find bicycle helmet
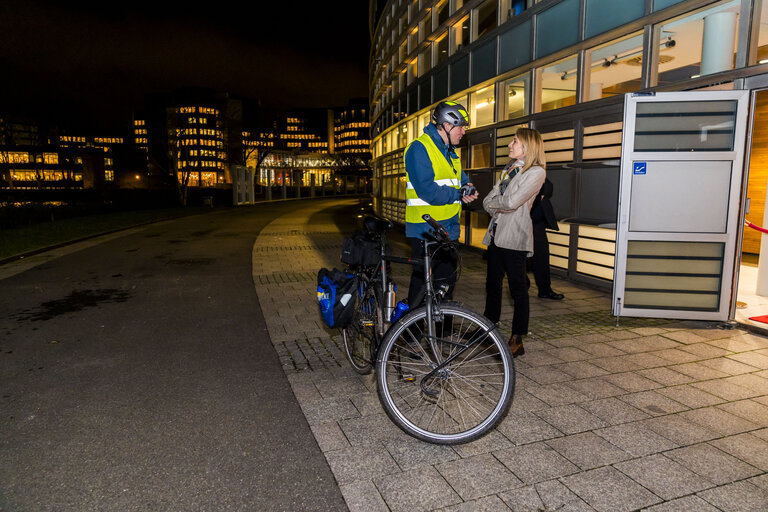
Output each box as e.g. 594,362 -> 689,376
431,101 -> 470,128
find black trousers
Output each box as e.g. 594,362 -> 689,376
407,238 -> 458,307
483,239 -> 529,336
531,221 -> 552,294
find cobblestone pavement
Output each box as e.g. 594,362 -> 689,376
253,198 -> 768,512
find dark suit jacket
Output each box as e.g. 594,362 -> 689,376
530,178 -> 558,230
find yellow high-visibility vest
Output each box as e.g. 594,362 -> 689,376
404,133 -> 461,223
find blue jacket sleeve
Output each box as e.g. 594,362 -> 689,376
405,142 -> 461,205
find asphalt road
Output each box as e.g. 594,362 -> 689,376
0,202 -> 350,511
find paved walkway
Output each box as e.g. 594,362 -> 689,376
254,198 -> 768,512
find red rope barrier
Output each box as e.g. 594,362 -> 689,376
746,219 -> 768,235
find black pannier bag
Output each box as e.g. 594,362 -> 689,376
317,268 -> 358,329
340,231 -> 379,267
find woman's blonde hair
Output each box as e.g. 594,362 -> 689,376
515,128 -> 546,173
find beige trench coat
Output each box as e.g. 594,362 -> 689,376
482,165 -> 546,256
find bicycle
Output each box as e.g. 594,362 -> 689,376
341,214 -> 515,444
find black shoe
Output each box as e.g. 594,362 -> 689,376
538,290 -> 564,300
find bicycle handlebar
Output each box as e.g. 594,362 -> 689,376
422,214 -> 451,242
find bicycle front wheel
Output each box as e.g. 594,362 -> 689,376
376,304 -> 514,444
342,281 -> 379,374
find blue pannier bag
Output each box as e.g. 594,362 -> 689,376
317,268 -> 358,328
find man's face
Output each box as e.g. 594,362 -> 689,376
443,122 -> 466,146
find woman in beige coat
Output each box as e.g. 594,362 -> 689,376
482,128 -> 546,357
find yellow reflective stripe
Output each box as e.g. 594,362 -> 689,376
406,178 -> 458,189
406,198 -> 460,206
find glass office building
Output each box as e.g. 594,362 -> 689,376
369,0 -> 768,326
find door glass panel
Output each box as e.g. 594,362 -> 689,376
634,100 -> 737,151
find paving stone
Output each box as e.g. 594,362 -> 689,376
641,414 -> 719,446
709,432 -> 768,471
578,342 -> 626,358
678,342 -> 731,359
656,384 -> 724,408
300,396 -> 360,426
604,372 -> 662,393
496,411 -> 563,445
508,389 -> 549,413
520,365 -> 574,385
642,495 -> 721,512
310,421 -> 351,452
670,362 -> 731,381
554,361 -> 609,379
698,356 -> 762,375
591,355 -> 644,373
525,382 -> 589,407
697,480 -> 768,511
435,494 -> 512,512
494,441 -> 580,484
659,330 -> 711,345
594,421 -> 677,457
546,432 -> 631,470
691,378 -> 760,401
561,466 -> 661,512
325,445 -> 400,486
436,453 -> 522,500
678,406 -> 758,436
374,466 -> 462,512
619,390 -> 688,416
637,367 -> 696,386
383,435 -> 459,471
748,473 -> 768,491
533,404 -> 608,435
339,479 -> 389,512
349,392 -> 385,417
565,377 -> 626,400
499,480 -> 592,512
338,412 -> 410,447
452,429 -> 515,457
728,352 -> 768,370
582,397 -> 650,425
724,373 -> 768,395
717,399 -> 768,427
652,348 -> 703,364
666,443 -> 762,485
614,453 -> 713,500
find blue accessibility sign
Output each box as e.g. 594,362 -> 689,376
633,162 -> 647,175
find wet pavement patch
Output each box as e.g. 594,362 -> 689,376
15,288 -> 131,322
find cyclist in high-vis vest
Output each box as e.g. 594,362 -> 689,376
404,101 -> 479,307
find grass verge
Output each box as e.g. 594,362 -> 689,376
0,207 -> 210,262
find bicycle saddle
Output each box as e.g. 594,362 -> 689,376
364,216 -> 392,234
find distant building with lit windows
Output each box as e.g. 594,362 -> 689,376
0,117 -> 125,188
333,97 -> 372,157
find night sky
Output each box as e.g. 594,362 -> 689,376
0,1 -> 371,132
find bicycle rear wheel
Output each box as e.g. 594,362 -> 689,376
342,280 -> 379,374
376,304 -> 514,444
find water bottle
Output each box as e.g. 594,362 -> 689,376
384,282 -> 396,321
391,300 -> 409,323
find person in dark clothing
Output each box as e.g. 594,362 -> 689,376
530,179 -> 564,300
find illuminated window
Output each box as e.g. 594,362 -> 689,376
503,74 -> 529,119
538,54 -> 578,113
451,15 -> 469,54
585,32 -> 643,101
470,85 -> 495,127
